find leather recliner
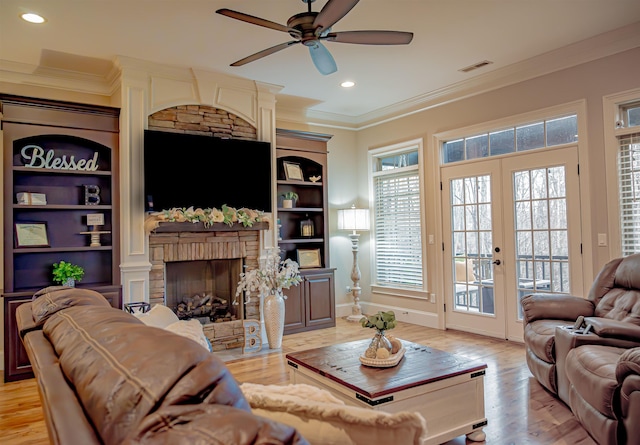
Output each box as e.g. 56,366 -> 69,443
522,253 -> 640,445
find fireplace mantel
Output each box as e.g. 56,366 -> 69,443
152,221 -> 269,233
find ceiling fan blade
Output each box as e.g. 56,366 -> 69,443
216,8 -> 301,38
313,0 -> 360,32
230,41 -> 300,67
325,30 -> 414,45
308,41 -> 337,75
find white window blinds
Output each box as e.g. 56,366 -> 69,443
618,133 -> 640,256
373,169 -> 423,287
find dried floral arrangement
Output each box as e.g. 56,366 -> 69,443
236,248 -> 302,303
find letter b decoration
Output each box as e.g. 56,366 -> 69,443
84,185 -> 101,205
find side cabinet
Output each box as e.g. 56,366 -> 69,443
3,286 -> 122,382
284,269 -> 335,335
3,295 -> 33,382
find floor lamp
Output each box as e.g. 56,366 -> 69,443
337,205 -> 370,322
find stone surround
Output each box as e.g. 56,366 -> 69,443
148,225 -> 263,351
148,105 -> 257,140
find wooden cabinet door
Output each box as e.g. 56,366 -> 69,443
305,272 -> 335,329
3,296 -> 34,382
283,283 -> 305,333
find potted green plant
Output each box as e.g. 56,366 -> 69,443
52,260 -> 84,287
281,191 -> 299,209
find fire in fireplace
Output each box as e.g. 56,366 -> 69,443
165,259 -> 243,323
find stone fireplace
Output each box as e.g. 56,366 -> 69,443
165,259 -> 242,322
148,223 -> 266,351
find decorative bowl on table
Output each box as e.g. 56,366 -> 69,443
359,346 -> 406,368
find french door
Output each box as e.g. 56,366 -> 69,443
441,147 -> 583,340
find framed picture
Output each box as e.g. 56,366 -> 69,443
297,248 -> 321,268
283,161 -> 304,181
15,222 -> 50,248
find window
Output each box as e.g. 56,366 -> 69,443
442,114 -> 578,163
618,133 -> 640,256
621,103 -> 640,128
371,143 -> 423,289
604,91 -> 640,258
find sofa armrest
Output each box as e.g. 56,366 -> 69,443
23,331 -> 102,445
616,347 -> 640,384
521,293 -> 594,324
586,318 -> 640,343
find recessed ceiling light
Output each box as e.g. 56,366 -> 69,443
341,81 -> 355,88
21,13 -> 46,24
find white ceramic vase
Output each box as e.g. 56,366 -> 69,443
63,278 -> 75,287
263,291 -> 285,349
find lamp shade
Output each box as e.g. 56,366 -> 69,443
337,206 -> 370,231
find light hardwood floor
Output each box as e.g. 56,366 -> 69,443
0,318 -> 595,445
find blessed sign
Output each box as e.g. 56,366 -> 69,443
21,145 -> 99,171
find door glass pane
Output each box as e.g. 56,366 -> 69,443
513,165 -> 570,318
451,175 -> 494,315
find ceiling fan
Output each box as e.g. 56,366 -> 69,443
216,0 -> 413,75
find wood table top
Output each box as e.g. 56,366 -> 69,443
286,339 -> 487,399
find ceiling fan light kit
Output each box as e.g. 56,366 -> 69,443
216,0 -> 413,75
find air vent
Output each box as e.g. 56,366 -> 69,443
458,60 -> 493,73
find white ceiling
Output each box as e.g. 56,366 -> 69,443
1,0 -> 640,125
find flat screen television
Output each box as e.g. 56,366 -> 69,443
144,130 -> 272,212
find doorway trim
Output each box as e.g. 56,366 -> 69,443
431,100 -> 593,335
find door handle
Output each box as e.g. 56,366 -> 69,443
492,259 -> 501,265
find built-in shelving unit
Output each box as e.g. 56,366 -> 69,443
276,129 -> 336,335
1,95 -> 122,382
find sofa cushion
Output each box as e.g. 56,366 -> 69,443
43,305 -> 250,445
595,288 -> 640,325
31,286 -> 110,327
134,304 -> 179,328
524,320 -> 573,363
241,382 -> 428,445
164,319 -> 211,351
591,254 -> 640,325
565,345 -> 625,418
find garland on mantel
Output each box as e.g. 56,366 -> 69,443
144,205 -> 270,233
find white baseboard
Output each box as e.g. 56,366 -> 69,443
337,302 -> 440,329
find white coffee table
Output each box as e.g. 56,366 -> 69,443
286,339 -> 487,445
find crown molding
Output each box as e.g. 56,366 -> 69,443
300,21 -> 640,130
0,59 -> 114,96
2,21 -> 639,131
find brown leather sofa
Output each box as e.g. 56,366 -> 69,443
15,286 -> 308,445
522,253 -> 640,445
